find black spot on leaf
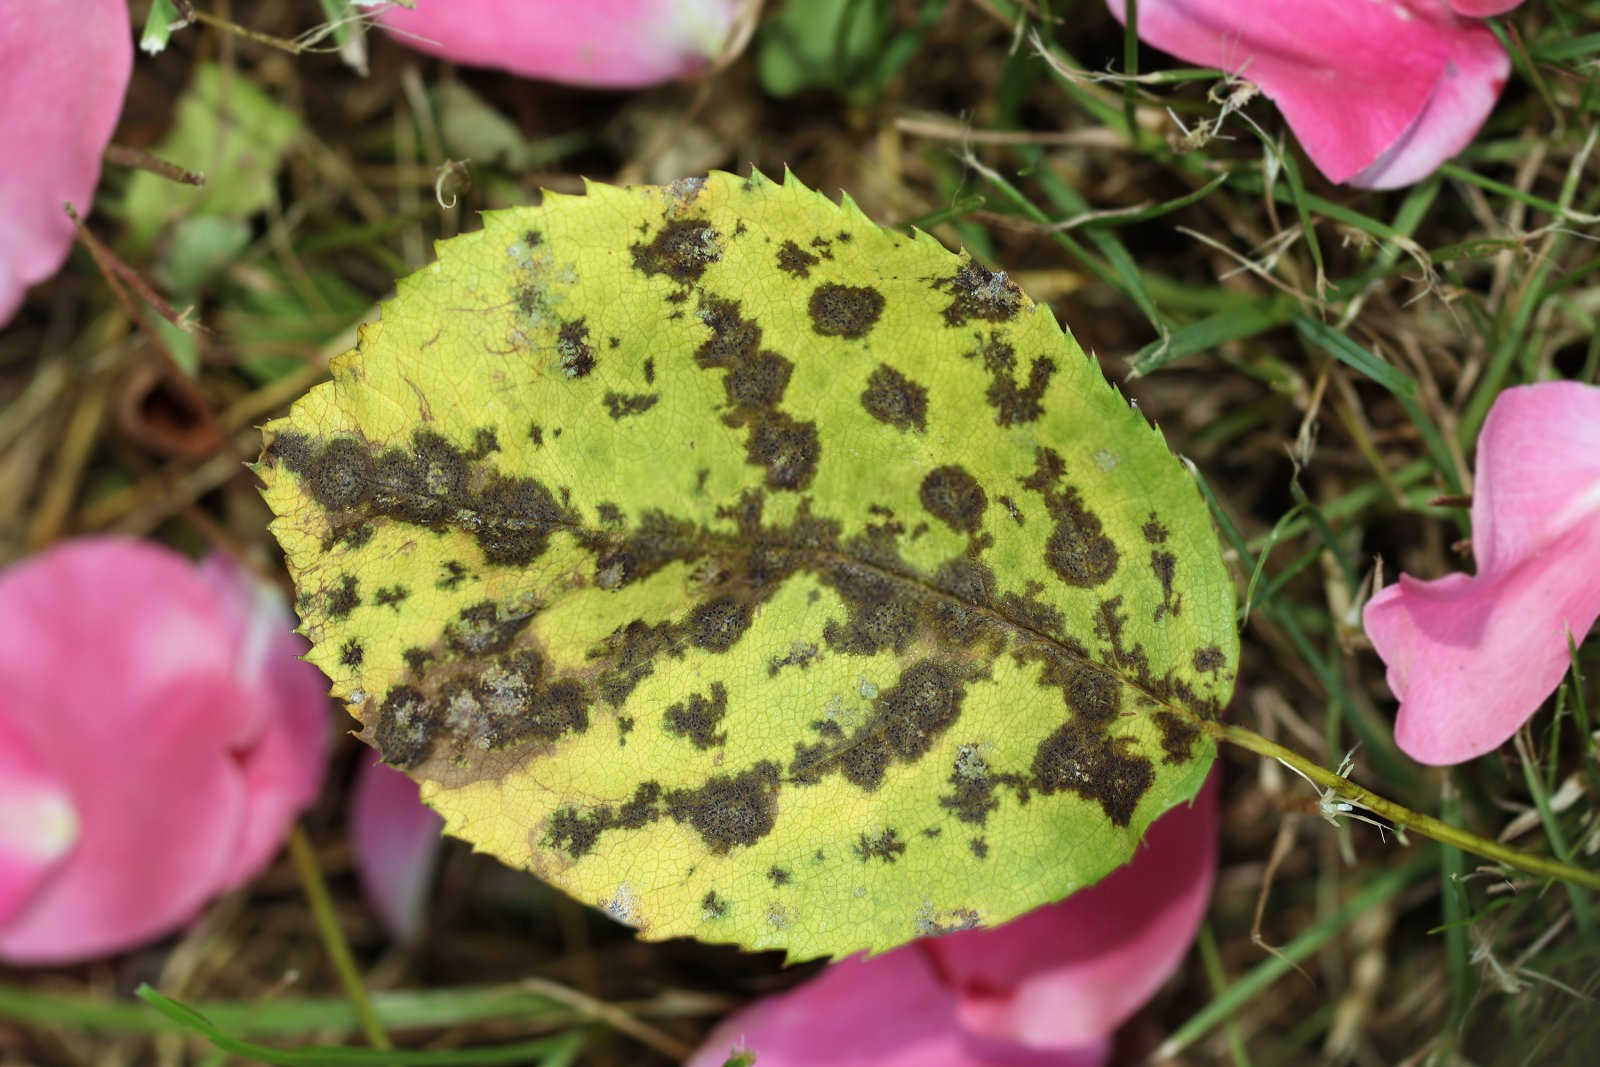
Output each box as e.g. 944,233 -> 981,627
920,465 -> 988,534
854,828 -> 906,863
557,319 -> 596,378
965,334 -> 1056,426
664,762 -> 781,854
935,263 -> 1023,325
602,391 -> 659,419
809,283 -> 885,339
776,240 -> 820,277
1022,447 -> 1119,587
631,219 -> 721,283
1031,723 -> 1153,827
860,364 -> 928,432
664,682 -> 729,749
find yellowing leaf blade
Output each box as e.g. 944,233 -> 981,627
259,170 -> 1236,960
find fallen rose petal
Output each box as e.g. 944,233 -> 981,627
928,775 -> 1219,1047
0,0 -> 133,324
352,758 -> 444,944
195,555 -> 330,886
1449,0 -> 1522,15
0,538 -> 328,963
1105,0 -> 1512,188
378,0 -> 740,89
1364,382 -> 1600,764
687,778 -> 1217,1066
0,715 -> 78,927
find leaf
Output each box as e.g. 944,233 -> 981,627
258,171 -> 1237,960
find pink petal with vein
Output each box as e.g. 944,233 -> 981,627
1105,0 -> 1509,187
0,538 -> 327,963
1365,382 -> 1600,764
379,0 -> 739,88
0,0 -> 132,324
352,758 -> 443,944
687,778 -> 1217,1066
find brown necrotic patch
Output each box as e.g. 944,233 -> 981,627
776,240 -> 820,278
631,218 -> 721,283
693,294 -> 820,491
854,828 -> 906,863
1021,447 -> 1119,588
935,263 -> 1023,326
939,745 -> 999,826
446,599 -> 536,655
1193,645 -> 1225,673
792,659 -> 972,793
326,574 -> 360,618
664,762 -> 781,854
920,465 -> 987,534
602,391 -> 659,419
664,682 -> 728,749
743,414 -> 820,491
808,283 -> 885,339
1151,549 -> 1181,621
340,638 -> 364,667
965,333 -> 1056,426
268,428 -> 579,569
1153,711 -> 1200,764
557,319 -> 596,378
860,364 -> 928,432
545,781 -> 663,860
1031,721 -> 1153,827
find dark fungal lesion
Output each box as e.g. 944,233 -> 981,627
692,293 -> 821,492
934,262 -> 1024,326
808,283 -> 885,339
663,682 -> 728,749
1020,446 -> 1119,588
264,427 -> 579,569
789,659 -> 974,792
776,239 -> 820,278
860,363 -> 928,432
602,391 -> 659,419
545,781 -> 663,859
1151,548 -> 1181,620
557,318 -> 596,378
630,218 -> 722,283
663,762 -> 781,854
326,574 -> 360,618
340,638 -> 365,667
919,465 -> 988,534
964,332 -> 1056,427
854,828 -> 907,863
1031,719 -> 1154,827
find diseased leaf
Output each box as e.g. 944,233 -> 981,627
258,171 -> 1237,960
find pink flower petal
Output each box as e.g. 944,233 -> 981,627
351,758 -> 443,944
1105,0 -> 1508,186
0,714 -> 78,927
687,946 -> 1109,1067
0,0 -> 132,324
925,775 -> 1219,1047
195,555 -> 329,887
1348,18 -> 1509,189
379,0 -> 740,89
687,778 -> 1218,1066
1449,1 -> 1522,15
0,538 -> 327,963
1365,383 -> 1600,765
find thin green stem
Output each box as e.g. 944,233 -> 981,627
287,824 -> 391,1050
1207,723 -> 1600,891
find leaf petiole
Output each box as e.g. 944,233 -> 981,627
1207,721 -> 1600,892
